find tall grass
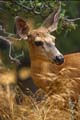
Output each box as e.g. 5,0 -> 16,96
0,84 -> 80,120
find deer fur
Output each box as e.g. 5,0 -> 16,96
14,6 -> 80,98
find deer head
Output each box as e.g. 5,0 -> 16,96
14,4 -> 64,65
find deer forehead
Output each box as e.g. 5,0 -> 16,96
35,34 -> 55,43
30,29 -> 56,43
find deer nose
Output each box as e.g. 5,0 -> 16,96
54,55 -> 64,65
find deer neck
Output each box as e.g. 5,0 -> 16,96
30,59 -> 60,91
28,43 -> 63,91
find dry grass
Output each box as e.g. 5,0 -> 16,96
0,84 -> 80,120
0,67 -> 80,120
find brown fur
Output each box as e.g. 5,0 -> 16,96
14,7 -> 80,118
15,11 -> 80,99
31,52 -> 80,93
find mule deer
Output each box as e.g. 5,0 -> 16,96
14,7 -> 80,98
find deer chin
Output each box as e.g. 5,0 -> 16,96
55,61 -> 64,65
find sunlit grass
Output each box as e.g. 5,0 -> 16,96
0,67 -> 80,120
0,84 -> 80,120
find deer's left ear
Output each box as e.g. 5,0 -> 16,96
14,16 -> 29,40
42,3 -> 61,33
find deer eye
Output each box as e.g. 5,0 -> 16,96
34,41 -> 43,46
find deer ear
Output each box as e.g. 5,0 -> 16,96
14,16 -> 29,40
42,3 -> 61,33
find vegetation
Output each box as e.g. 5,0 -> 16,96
0,0 -> 80,120
0,1 -> 80,64
0,86 -> 80,120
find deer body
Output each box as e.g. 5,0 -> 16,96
31,52 -> 80,93
14,5 -> 80,96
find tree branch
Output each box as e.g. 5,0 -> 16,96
64,17 -> 80,22
0,36 -> 23,64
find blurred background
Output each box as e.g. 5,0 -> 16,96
0,0 -> 80,93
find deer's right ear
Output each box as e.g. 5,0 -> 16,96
14,16 -> 29,40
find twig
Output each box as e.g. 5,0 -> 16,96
12,1 -> 34,11
0,0 -> 7,3
8,40 -> 20,64
64,17 -> 80,22
0,36 -> 23,64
